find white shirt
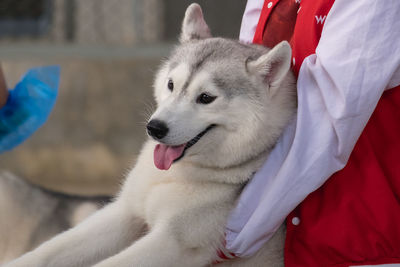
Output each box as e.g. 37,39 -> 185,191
226,0 -> 400,257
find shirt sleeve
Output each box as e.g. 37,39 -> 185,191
226,0 -> 400,257
239,0 -> 264,44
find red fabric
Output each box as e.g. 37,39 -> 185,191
285,88 -> 400,267
254,0 -> 334,75
289,0 -> 334,76
254,0 -> 400,266
261,0 -> 299,48
253,0 -> 280,45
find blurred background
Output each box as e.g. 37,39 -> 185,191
0,0 -> 246,196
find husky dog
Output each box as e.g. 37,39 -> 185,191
0,171 -> 109,264
6,3 -> 296,267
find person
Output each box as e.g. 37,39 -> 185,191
0,64 -> 60,153
0,67 -> 8,108
221,0 -> 400,266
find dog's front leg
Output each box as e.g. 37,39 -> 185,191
5,201 -> 145,267
93,226 -> 211,267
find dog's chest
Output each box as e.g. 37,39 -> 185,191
143,181 -> 202,226
137,179 -> 236,229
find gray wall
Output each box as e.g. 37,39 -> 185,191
0,45 -> 172,195
164,0 -> 247,41
1,0 -> 247,45
0,0 -> 248,196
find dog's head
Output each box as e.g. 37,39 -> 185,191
147,4 -> 296,170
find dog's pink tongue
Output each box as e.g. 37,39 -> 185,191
154,144 -> 186,170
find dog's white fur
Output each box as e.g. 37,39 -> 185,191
6,4 -> 296,267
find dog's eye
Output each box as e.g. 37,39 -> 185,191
196,93 -> 217,104
167,79 -> 174,92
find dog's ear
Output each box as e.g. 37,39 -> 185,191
246,41 -> 292,89
180,3 -> 212,43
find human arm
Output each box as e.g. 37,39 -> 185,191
226,0 -> 400,257
0,65 -> 8,108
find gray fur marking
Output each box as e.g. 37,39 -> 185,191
168,38 -> 270,98
180,49 -> 215,94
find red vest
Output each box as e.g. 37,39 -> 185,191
254,0 -> 400,266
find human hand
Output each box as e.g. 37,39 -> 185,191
0,65 -> 8,108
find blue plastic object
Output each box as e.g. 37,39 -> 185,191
0,66 -> 60,153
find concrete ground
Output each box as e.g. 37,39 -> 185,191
0,44 -> 173,196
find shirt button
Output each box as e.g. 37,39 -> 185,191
267,2 -> 273,8
292,57 -> 296,66
292,217 -> 300,226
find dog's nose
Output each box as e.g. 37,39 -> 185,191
147,120 -> 169,139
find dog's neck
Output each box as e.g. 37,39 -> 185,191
169,149 -> 270,185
